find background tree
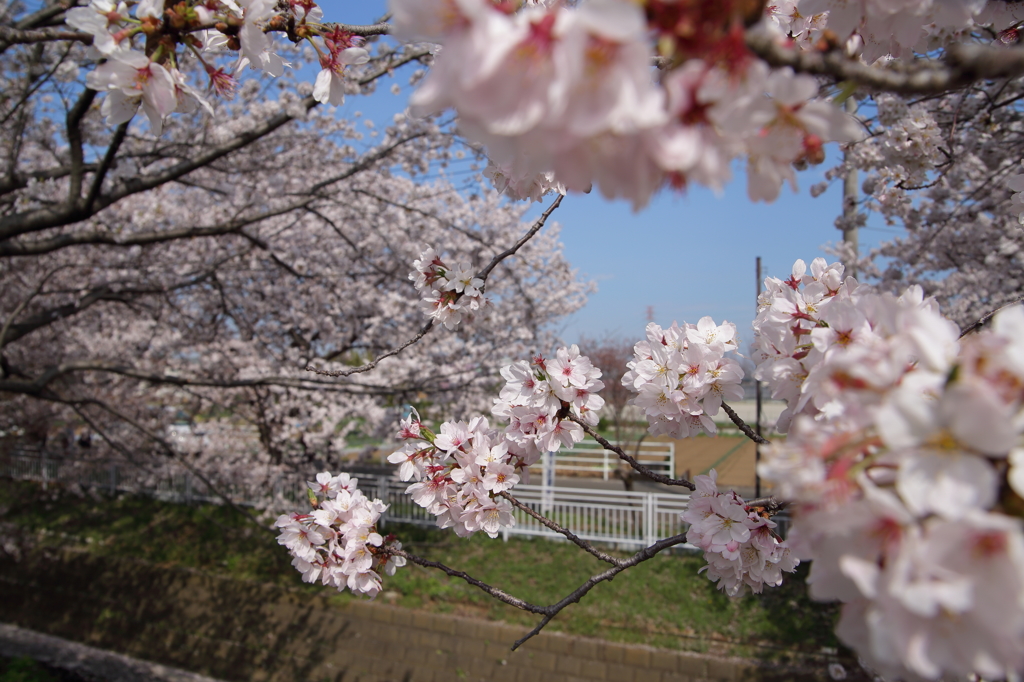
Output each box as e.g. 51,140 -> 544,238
0,3 -> 591,492
828,83 -> 1024,328
577,334 -> 647,489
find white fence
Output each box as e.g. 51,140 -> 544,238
0,451 -> 787,549
526,440 -> 675,480
380,479 -> 693,548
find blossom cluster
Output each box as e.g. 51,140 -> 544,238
387,414 -> 521,537
410,246 -> 488,330
780,0 -> 1001,62
386,346 -> 604,536
754,260 -> 1024,680
70,0 -> 369,134
483,161 -> 565,203
847,95 -> 946,207
621,317 -> 744,439
276,472 -> 405,598
750,257 -> 856,433
391,0 -> 862,208
681,470 -> 798,596
493,345 -> 605,456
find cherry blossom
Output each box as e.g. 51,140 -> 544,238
11,0 -> 1024,673
681,470 -> 799,596
622,317 -> 744,438
756,268 -> 1024,680
277,472 -> 403,597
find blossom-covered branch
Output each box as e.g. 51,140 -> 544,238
747,30 -> 1024,95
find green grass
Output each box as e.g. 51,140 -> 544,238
0,658 -> 59,682
0,479 -> 843,663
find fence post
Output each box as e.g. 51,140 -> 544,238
541,451 -> 554,515
184,473 -> 192,505
643,491 -> 651,544
40,450 -> 49,490
377,475 -> 388,528
108,463 -> 117,496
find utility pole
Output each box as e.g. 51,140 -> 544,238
842,97 -> 859,278
755,256 -> 762,499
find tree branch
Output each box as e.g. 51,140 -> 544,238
65,87 -> 97,205
498,491 -> 620,566
747,30 -> 1024,95
0,97 -> 316,240
0,361 -> 453,396
306,320 -> 435,378
564,414 -> 696,490
958,295 -> 1024,338
84,122 -> 129,212
476,194 -> 563,283
720,401 -> 771,445
0,25 -> 92,48
307,195 -> 563,379
396,530 -> 690,650
511,532 -> 689,648
745,496 -> 787,515
394,549 -> 548,614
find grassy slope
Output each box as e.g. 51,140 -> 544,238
0,479 -> 843,663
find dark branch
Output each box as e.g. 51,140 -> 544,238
959,296 -> 1024,338
306,321 -> 434,378
396,530 -> 690,650
394,549 -> 547,614
0,361 -> 434,397
0,25 -> 92,47
748,29 -> 1024,95
498,491 -> 620,566
307,194 -> 562,379
720,401 -> 771,445
511,532 -> 690,650
476,194 -> 562,283
745,496 -> 787,515
564,414 -> 696,490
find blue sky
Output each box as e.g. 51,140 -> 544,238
324,2 -> 899,347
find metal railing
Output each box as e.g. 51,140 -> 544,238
1,451 -> 786,549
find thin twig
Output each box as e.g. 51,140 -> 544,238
564,414 -> 695,490
305,320 -> 434,378
396,530 -> 690,650
720,401 -> 771,445
306,194 -> 564,378
394,549 -> 547,614
498,491 -> 619,566
476,194 -> 563,283
511,532 -> 690,650
958,295 -> 1024,338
